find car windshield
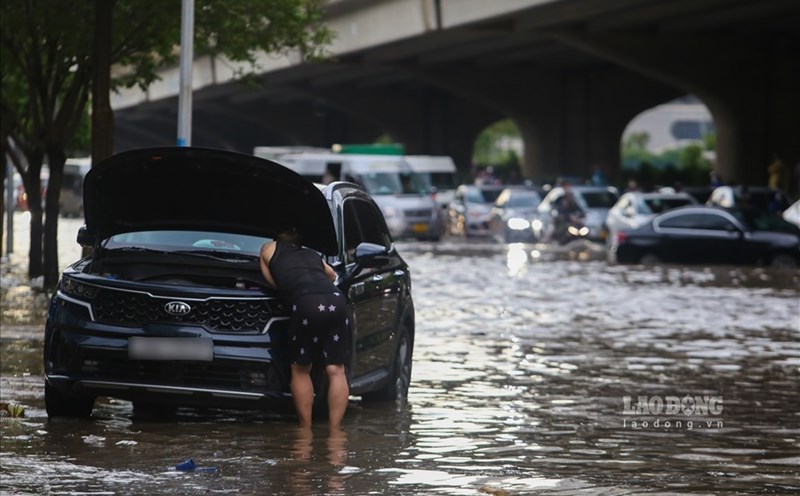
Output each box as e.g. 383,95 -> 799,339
643,197 -> 694,214
417,172 -> 458,190
104,230 -> 270,256
507,192 -> 541,208
578,190 -> 618,209
359,172 -> 428,195
730,210 -> 799,234
468,188 -> 503,204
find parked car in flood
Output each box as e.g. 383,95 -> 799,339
488,186 -> 543,242
44,147 -> 416,419
605,191 -> 697,241
447,184 -> 505,237
608,205 -> 800,268
532,185 -> 619,242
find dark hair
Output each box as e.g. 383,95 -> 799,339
275,229 -> 301,246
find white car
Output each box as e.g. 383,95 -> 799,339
447,184 -> 505,236
606,191 -> 698,240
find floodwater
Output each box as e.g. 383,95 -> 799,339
1,213 -> 799,495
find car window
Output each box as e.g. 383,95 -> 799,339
466,188 -> 486,203
358,173 -> 403,195
430,172 -> 457,189
342,198 -> 392,264
579,191 -> 618,208
659,213 -> 736,230
105,230 -> 268,255
643,197 -> 695,214
506,191 -> 541,207
399,172 -> 430,194
481,188 -> 503,204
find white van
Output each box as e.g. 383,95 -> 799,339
405,155 -> 458,209
266,150 -> 444,241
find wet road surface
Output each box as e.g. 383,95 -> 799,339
1,214 -> 799,495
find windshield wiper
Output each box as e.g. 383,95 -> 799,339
107,247 -> 256,262
170,250 -> 257,262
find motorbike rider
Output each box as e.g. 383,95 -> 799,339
549,189 -> 584,243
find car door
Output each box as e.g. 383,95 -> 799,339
340,197 -> 403,380
657,211 -> 744,264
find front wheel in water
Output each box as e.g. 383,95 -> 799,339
45,381 -> 95,419
639,252 -> 662,266
362,325 -> 413,403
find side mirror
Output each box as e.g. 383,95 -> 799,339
76,225 -> 95,247
354,242 -> 391,268
725,223 -> 743,237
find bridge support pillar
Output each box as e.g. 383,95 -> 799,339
423,65 -> 679,183
555,32 -> 800,190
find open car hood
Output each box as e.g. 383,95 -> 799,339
83,147 -> 338,255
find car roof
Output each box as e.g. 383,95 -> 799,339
626,191 -> 695,199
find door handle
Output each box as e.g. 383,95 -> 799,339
394,270 -> 405,276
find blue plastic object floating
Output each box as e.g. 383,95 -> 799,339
175,459 -> 217,473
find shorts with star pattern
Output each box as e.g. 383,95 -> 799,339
288,291 -> 350,366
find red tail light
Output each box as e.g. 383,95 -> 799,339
615,231 -> 628,244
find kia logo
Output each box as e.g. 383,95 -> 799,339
164,301 -> 192,315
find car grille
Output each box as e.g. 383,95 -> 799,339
92,289 -> 284,333
404,208 -> 432,218
74,348 -> 290,393
99,356 -> 287,392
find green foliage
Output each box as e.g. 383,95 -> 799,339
623,132 -> 650,152
621,137 -> 713,187
702,132 -> 716,151
1,0 -> 332,284
109,0 -> 333,90
473,118 -> 521,169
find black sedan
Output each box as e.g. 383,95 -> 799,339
608,205 -> 800,268
44,147 -> 415,419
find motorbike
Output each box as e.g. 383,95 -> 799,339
549,210 -> 590,245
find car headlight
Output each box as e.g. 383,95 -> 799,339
507,217 -> 531,230
60,277 -> 99,300
531,219 -> 543,231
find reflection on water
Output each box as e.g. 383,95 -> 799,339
1,235 -> 799,494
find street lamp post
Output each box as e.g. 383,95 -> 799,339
177,0 -> 194,147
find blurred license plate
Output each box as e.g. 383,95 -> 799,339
412,223 -> 429,233
129,337 -> 213,361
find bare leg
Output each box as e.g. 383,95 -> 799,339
326,364 -> 349,429
291,363 -> 314,428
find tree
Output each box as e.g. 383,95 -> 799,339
1,0 -> 332,288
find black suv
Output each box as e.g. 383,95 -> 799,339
44,147 -> 414,418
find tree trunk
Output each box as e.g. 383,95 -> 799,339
92,0 -> 115,164
25,150 -> 45,279
84,0 -> 116,259
44,147 -> 66,289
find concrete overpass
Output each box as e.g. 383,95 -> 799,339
112,0 -> 800,186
